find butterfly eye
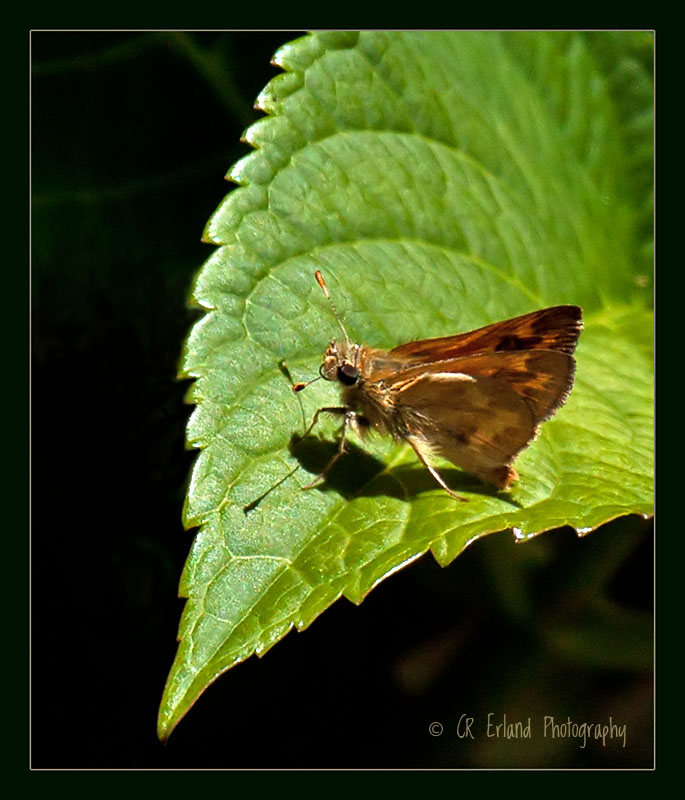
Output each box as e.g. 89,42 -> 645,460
337,363 -> 360,386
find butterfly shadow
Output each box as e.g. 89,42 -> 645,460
288,434 -> 523,508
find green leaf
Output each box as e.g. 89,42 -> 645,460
158,31 -> 653,740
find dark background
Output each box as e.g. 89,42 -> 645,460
31,30 -> 653,769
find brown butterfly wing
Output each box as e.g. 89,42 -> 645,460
390,349 -> 576,488
435,350 -> 577,422
389,306 -> 582,362
394,371 -> 536,488
392,350 -> 577,423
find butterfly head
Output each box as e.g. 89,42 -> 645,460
320,340 -> 361,386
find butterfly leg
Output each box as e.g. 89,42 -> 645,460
300,406 -> 356,490
406,437 -> 469,502
299,405 -> 349,440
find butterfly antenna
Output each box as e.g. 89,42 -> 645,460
292,375 -> 321,394
315,271 -> 350,346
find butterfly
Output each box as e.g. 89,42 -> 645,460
294,272 -> 582,501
